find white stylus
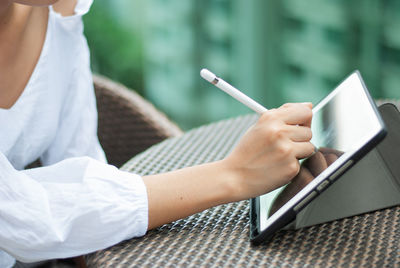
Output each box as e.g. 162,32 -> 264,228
200,68 -> 268,114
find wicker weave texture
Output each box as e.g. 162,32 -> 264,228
86,112 -> 400,267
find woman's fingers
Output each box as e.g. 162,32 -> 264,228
293,142 -> 316,159
278,104 -> 314,159
286,125 -> 312,142
278,103 -> 313,126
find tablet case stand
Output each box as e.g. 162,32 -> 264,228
286,103 -> 400,230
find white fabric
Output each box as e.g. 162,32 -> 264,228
0,251 -> 14,268
0,0 -> 148,265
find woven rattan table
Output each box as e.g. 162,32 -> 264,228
86,114 -> 400,267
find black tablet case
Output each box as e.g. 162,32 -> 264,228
286,103 -> 400,229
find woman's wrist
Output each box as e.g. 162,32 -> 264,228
216,158 -> 248,203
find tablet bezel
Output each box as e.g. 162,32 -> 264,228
250,71 -> 387,245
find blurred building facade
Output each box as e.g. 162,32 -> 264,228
86,0 -> 400,130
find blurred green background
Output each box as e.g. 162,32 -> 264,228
84,0 -> 400,130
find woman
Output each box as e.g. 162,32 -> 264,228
0,0 -> 314,266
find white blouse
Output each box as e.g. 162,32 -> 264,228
0,1 -> 148,266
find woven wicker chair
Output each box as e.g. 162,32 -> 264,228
93,74 -> 183,167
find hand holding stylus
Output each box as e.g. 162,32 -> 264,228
201,68 -> 316,155
200,68 -> 314,192
142,71 -> 314,230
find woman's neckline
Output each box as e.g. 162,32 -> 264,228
0,6 -> 51,112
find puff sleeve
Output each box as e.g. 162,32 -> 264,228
0,154 -> 148,263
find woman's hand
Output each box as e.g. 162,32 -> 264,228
143,103 -> 314,229
222,103 -> 314,201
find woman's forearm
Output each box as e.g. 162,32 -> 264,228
143,160 -> 238,230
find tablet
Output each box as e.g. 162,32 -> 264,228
250,71 -> 387,245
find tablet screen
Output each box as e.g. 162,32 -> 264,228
259,72 -> 383,230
